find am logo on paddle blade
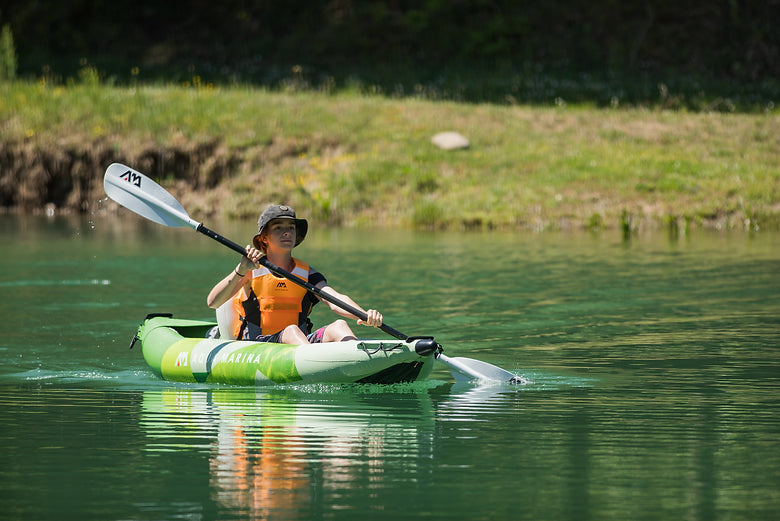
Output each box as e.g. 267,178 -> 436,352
120,169 -> 142,187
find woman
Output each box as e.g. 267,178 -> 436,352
207,204 -> 383,344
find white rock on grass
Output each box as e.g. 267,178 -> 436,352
431,131 -> 470,150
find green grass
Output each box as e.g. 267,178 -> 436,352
1,77 -> 778,231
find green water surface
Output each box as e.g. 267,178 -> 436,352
1,215 -> 778,520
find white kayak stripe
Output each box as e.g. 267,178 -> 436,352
254,369 -> 273,385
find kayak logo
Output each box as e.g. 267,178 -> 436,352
119,169 -> 142,188
174,351 -> 188,367
276,281 -> 287,288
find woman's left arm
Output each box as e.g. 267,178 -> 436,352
317,285 -> 383,327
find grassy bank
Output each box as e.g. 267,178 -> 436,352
1,78 -> 778,231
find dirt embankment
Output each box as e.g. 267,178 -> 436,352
0,138 -> 240,215
2,134 -> 775,231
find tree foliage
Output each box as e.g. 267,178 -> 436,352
0,24 -> 17,80
2,1 -> 777,83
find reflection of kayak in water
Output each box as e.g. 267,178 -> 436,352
132,314 -> 437,385
140,387 -> 437,518
141,386 -> 437,439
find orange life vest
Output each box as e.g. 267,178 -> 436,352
231,258 -> 318,338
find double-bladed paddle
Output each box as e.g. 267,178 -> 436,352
103,163 -> 524,384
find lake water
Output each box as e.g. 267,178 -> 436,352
1,214 -> 778,521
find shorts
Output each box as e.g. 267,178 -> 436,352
307,326 -> 326,343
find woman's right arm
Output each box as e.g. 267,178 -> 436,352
206,246 -> 261,309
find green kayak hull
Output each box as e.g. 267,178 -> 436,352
134,315 -> 436,385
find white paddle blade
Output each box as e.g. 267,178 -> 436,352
103,163 -> 200,229
455,356 -> 527,384
438,353 -> 525,384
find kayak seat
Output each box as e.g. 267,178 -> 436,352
215,300 -> 239,340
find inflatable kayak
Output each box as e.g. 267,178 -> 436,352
131,314 -> 438,386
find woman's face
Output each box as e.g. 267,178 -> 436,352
262,219 -> 296,251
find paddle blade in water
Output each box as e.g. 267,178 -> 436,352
462,357 -> 526,384
103,163 -> 199,229
437,353 -> 526,384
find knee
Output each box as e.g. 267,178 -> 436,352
333,319 -> 349,330
332,319 -> 357,337
323,319 -> 356,342
282,325 -> 309,344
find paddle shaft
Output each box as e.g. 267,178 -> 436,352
197,224 -> 410,341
